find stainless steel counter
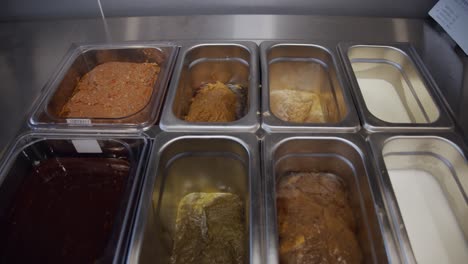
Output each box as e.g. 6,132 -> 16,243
0,15 -> 467,153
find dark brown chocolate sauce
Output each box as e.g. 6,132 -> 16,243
0,157 -> 130,263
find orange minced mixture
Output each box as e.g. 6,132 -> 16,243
60,62 -> 160,118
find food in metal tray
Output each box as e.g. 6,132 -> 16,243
270,89 -> 325,123
277,172 -> 362,264
0,157 -> 130,263
171,192 -> 245,264
60,61 -> 160,118
185,81 -> 243,122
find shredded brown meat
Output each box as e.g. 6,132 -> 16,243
277,172 -> 363,264
185,81 -> 238,122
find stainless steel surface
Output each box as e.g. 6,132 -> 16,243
28,42 -> 178,132
0,132 -> 150,263
260,41 -> 360,132
348,46 -> 439,123
368,133 -> 468,264
127,133 -> 261,264
0,14 -> 466,263
417,23 -> 468,139
1,0 -> 438,21
339,43 -> 454,132
160,42 -> 259,132
263,134 -> 398,264
2,15 -> 467,153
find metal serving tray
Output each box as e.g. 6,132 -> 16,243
338,43 -> 453,132
28,42 -> 178,132
127,133 -> 261,264
160,42 -> 260,132
0,132 -> 150,263
368,133 -> 468,264
263,134 -> 397,264
261,42 -> 360,133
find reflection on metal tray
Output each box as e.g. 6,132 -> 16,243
263,134 -> 396,264
127,133 -> 261,264
0,132 -> 150,263
369,134 -> 468,264
28,42 -> 178,132
160,42 -> 260,132
338,43 -> 454,132
261,42 -> 360,133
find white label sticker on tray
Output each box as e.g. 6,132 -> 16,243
72,140 -> 102,153
66,119 -> 92,125
430,0 -> 468,55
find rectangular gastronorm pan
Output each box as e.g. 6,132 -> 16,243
160,42 -> 259,132
0,132 -> 150,263
127,133 -> 261,264
263,134 -> 397,264
368,133 -> 468,264
260,41 -> 360,133
28,42 -> 178,132
338,43 -> 453,132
